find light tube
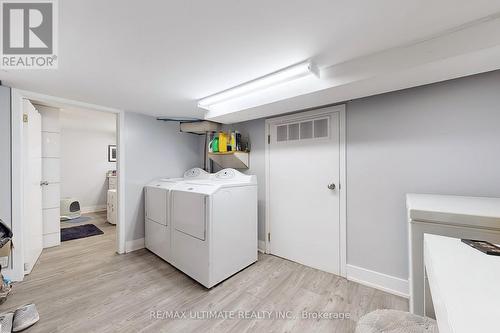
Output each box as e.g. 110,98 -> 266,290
198,60 -> 319,110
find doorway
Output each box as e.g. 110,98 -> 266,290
265,105 -> 346,276
8,90 -> 126,281
57,107 -> 118,249
21,100 -> 119,274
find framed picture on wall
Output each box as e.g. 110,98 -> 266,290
108,145 -> 117,162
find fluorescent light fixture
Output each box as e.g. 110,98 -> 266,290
198,60 -> 319,110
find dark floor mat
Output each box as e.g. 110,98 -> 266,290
61,224 -> 104,242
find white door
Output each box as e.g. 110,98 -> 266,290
268,106 -> 344,275
23,100 -> 43,274
37,104 -> 61,248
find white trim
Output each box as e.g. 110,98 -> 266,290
5,89 -> 25,282
15,90 -> 122,113
116,111 -> 126,254
264,120 -> 270,255
346,264 -> 410,298
338,106 -> 346,278
264,104 -> 347,278
9,89 -> 126,281
81,205 -> 107,214
258,240 -> 266,253
125,238 -> 145,253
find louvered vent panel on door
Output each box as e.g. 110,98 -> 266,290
314,118 -> 328,138
275,117 -> 329,143
300,121 -> 313,139
288,123 -> 299,140
277,125 -> 288,142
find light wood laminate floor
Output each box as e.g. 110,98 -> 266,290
2,212 -> 407,332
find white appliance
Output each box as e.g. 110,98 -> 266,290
106,171 -> 117,225
144,168 -> 210,263
60,198 -> 81,220
170,168 -> 257,288
108,173 -> 117,190
107,189 -> 117,225
407,194 -> 500,316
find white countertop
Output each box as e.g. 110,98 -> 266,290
407,194 -> 500,229
424,234 -> 500,333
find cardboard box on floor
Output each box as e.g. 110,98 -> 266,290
0,240 -> 12,258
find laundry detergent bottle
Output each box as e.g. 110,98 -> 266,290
212,134 -> 219,153
230,131 -> 236,152
218,131 -> 227,152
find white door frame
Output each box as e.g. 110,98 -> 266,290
264,104 -> 347,278
7,89 -> 126,281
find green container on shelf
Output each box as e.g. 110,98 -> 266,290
212,136 -> 219,153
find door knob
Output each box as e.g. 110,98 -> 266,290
40,181 -> 49,186
327,183 -> 336,190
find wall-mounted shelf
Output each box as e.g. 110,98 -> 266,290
208,151 -> 249,169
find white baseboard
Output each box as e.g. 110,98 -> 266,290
81,205 -> 107,214
258,240 -> 266,253
346,264 -> 409,298
125,238 -> 145,253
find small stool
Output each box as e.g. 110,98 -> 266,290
356,309 -> 438,333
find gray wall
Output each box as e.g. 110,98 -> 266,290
0,86 -> 11,229
347,70 -> 500,279
221,120 -> 267,241
235,70 -> 500,280
123,112 -> 203,242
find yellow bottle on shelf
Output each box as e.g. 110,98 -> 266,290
218,131 -> 227,152
230,131 -> 236,151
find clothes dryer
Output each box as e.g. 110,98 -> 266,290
171,168 -> 258,288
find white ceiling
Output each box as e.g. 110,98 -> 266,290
2,0 -> 500,118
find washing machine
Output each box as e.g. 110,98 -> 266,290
144,168 -> 209,262
171,168 -> 258,288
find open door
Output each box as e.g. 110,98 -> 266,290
23,100 -> 43,274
